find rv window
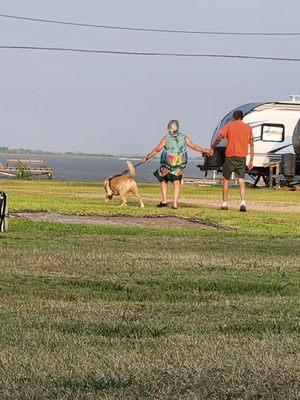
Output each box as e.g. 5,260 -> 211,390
261,124 -> 284,142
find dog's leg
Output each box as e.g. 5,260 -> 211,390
104,194 -> 111,204
104,179 -> 113,204
130,184 -> 145,208
119,192 -> 128,207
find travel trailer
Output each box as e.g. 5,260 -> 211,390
201,96 -> 300,186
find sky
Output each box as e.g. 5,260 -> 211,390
0,0 -> 300,154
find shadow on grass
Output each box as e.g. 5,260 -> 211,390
51,320 -> 170,338
54,375 -> 133,392
0,274 -> 296,303
217,320 -> 300,335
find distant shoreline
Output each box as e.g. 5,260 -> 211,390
0,147 -> 202,160
0,147 -> 142,159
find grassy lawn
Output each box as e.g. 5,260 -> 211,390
0,180 -> 299,399
3,179 -> 300,235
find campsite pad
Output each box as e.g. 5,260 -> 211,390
12,212 -> 227,230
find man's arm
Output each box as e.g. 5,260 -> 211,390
185,136 -> 211,155
210,134 -> 223,152
248,132 -> 254,170
144,137 -> 166,161
209,124 -> 229,154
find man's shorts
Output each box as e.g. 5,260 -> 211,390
222,157 -> 247,180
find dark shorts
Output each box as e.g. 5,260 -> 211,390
153,170 -> 183,183
222,157 -> 246,180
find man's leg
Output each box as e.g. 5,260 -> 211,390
238,178 -> 247,211
238,178 -> 246,202
222,178 -> 229,209
236,158 -> 247,211
161,180 -> 168,204
173,180 -> 181,208
221,158 -> 232,210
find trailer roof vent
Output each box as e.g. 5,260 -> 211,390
289,95 -> 300,102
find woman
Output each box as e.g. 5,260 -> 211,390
145,120 -> 211,209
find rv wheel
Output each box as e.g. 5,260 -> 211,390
281,154 -> 296,177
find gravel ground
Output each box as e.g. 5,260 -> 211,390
11,212 -> 226,229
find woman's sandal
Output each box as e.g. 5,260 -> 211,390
172,206 -> 178,209
157,202 -> 168,207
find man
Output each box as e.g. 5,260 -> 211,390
210,110 -> 254,212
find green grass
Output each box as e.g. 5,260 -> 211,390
0,180 -> 299,399
3,179 -> 300,235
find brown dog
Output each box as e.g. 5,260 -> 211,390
104,161 -> 145,207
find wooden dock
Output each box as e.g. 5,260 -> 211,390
183,170 -> 238,186
183,176 -> 222,185
183,177 -> 241,185
0,158 -> 53,179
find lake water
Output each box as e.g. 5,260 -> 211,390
0,152 -> 205,182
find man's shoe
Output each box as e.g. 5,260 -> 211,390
220,206 -> 228,210
239,205 -> 247,212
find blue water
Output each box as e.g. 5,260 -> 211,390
0,153 -> 205,182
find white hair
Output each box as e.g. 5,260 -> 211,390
167,120 -> 179,133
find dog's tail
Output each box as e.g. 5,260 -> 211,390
126,161 -> 136,179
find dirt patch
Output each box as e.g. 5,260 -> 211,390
180,198 -> 300,213
11,212 -> 227,230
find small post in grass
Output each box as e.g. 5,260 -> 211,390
0,192 -> 8,232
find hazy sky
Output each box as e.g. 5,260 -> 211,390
1,0 -> 300,154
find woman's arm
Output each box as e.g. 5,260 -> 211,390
185,136 -> 211,155
144,137 -> 166,161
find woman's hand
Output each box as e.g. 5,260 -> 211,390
207,148 -> 214,157
201,148 -> 214,156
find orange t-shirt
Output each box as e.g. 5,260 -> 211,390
220,120 -> 253,158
